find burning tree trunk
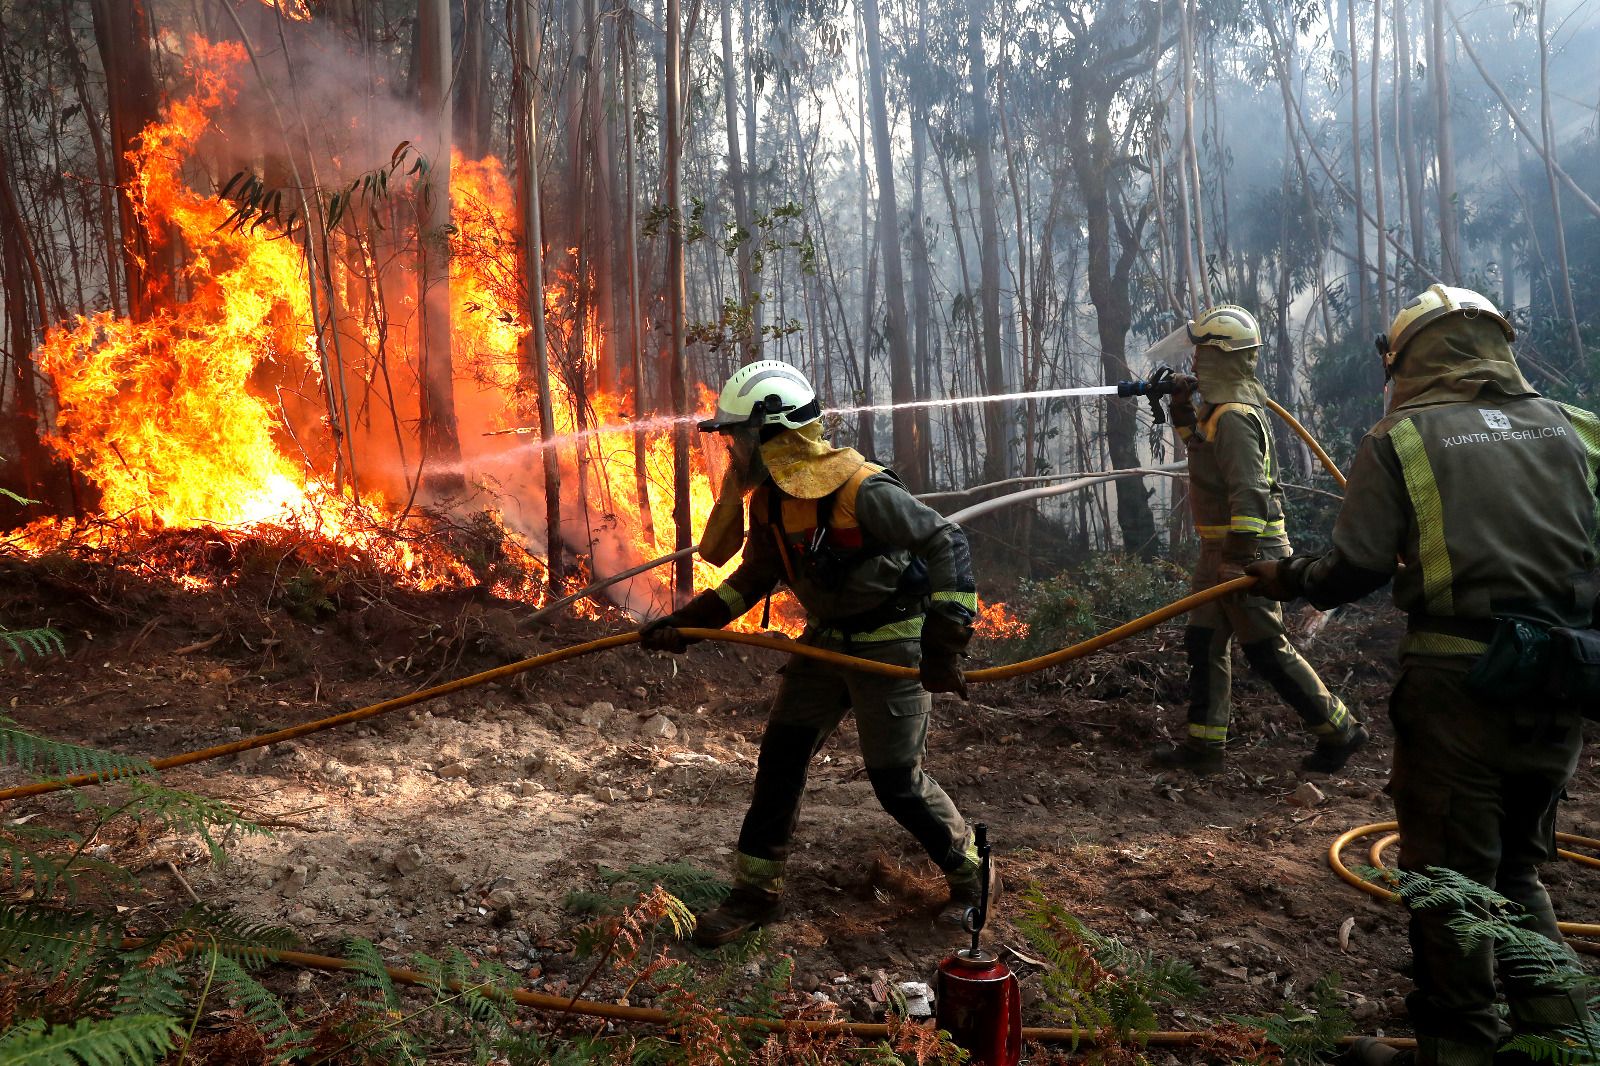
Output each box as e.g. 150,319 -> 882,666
57,4 -> 121,316
417,0 -> 466,497
514,0 -> 565,586
620,12 -> 655,542
453,0 -> 495,159
90,0 -> 172,321
666,0 -> 693,602
0,138 -> 50,505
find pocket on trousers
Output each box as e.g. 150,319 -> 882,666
887,692 -> 931,718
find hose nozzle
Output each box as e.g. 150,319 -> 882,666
1115,365 -> 1178,425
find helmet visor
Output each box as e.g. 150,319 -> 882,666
1142,324 -> 1194,369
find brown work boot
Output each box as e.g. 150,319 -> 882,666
692,886 -> 783,948
939,859 -> 1002,928
1150,739 -> 1225,775
1302,723 -> 1370,774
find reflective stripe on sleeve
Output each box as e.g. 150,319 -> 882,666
1390,419 -> 1455,615
817,616 -> 926,643
714,583 -> 748,617
1559,404 -> 1600,542
932,591 -> 979,612
1230,515 -> 1268,535
1400,632 -> 1488,658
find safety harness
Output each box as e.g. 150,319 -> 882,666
763,466 -> 931,642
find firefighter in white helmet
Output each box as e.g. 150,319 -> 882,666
1152,304 -> 1366,774
639,361 -> 990,946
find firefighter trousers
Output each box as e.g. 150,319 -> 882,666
1389,663 -> 1587,1053
1186,546 -> 1352,745
731,636 -> 971,894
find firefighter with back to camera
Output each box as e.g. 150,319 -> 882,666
1248,285 -> 1600,1066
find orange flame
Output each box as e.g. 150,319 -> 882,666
24,39 -> 797,628
974,600 -> 1030,641
261,0 -> 313,21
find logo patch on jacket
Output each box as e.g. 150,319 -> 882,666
1480,408 -> 1512,431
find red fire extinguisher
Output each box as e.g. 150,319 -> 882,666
934,823 -> 1021,1066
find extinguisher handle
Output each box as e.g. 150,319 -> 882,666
964,823 -> 992,953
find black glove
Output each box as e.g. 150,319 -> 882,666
1169,374 -> 1200,429
640,616 -> 696,653
1217,532 -> 1261,585
920,656 -> 969,700
920,610 -> 974,700
1245,558 -> 1303,602
638,590 -> 735,654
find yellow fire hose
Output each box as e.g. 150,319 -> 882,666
1328,823 -> 1600,954
1265,397 -> 1348,489
0,577 -> 1261,803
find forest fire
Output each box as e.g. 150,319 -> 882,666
10,38 -> 778,628
974,600 -> 1029,642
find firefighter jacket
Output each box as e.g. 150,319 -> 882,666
1290,319 -> 1600,659
1179,400 -> 1290,554
676,462 -> 978,651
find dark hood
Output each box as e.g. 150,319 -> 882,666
1389,317 -> 1537,412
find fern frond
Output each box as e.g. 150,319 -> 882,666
1501,1022 -> 1600,1066
0,718 -> 150,781
0,627 -> 64,663
1015,885 -> 1198,1042
122,780 -> 268,863
211,951 -> 312,1058
0,903 -> 120,986
177,904 -> 296,966
1232,974 -> 1352,1064
596,862 -> 731,914
1392,866 -> 1516,915
115,963 -> 187,1019
342,936 -> 403,1013
0,1013 -> 178,1066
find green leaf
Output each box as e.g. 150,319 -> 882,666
0,1014 -> 179,1066
0,716 -> 150,780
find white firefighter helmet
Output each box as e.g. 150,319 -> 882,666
1187,304 -> 1261,351
698,360 -> 821,433
1379,284 -> 1515,372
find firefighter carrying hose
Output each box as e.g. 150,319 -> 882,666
639,360 -> 993,947
1150,305 -> 1367,775
1249,285 -> 1600,1066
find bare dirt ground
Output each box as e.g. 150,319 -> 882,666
5,550 -> 1600,1053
